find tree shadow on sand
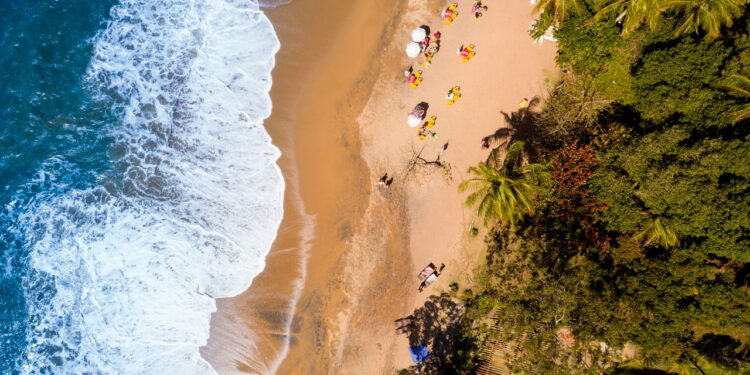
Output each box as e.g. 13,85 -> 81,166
482,96 -> 542,169
397,293 -> 464,373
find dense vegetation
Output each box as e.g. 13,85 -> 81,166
415,1 -> 750,374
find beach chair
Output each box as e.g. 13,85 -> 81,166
417,263 -> 437,280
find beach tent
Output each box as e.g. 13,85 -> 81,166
409,345 -> 430,364
405,42 -> 422,58
411,27 -> 427,42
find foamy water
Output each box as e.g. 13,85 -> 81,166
15,0 -> 284,373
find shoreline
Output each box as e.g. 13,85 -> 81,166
202,0 -> 406,373
204,0 -> 559,373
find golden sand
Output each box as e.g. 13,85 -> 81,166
203,0 -> 558,373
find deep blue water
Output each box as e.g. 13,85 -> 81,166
0,1 -> 117,371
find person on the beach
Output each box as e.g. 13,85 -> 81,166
419,36 -> 430,51
442,3 -> 458,24
481,136 -> 490,148
472,1 -> 488,18
418,264 -> 443,292
378,173 -> 388,186
519,98 -> 529,109
408,70 -> 423,88
418,125 -> 437,141
457,45 -> 476,62
446,86 -> 462,105
422,47 -> 438,67
424,116 -> 437,129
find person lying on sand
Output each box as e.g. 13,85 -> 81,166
422,46 -> 439,67
457,45 -> 476,62
408,70 -> 423,88
418,125 -> 437,141
472,1 -> 488,18
442,3 -> 459,24
446,86 -> 462,105
424,116 -> 437,129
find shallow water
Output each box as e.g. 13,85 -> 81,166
0,0 -> 284,373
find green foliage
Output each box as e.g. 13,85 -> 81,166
595,126 -> 750,261
534,0 -> 588,23
530,0 -> 589,38
630,37 -> 732,126
556,10 -> 629,75
670,0 -> 747,40
718,73 -> 750,123
593,0 -> 666,36
459,163 -> 536,227
456,4 -> 750,375
632,217 -> 679,248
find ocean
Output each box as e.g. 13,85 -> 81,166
0,0 -> 284,373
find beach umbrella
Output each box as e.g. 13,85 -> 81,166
409,345 -> 430,364
408,115 -> 422,128
411,27 -> 427,42
405,42 -> 422,58
408,103 -> 426,127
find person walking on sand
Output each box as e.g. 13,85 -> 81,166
378,173 -> 388,186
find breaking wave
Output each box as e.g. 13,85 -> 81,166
15,0 -> 283,373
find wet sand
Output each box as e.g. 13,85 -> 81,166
203,0 -> 558,373
202,0 -> 408,373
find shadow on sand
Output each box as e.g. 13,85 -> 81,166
397,292 -> 464,373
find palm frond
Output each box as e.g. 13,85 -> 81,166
633,217 -> 679,248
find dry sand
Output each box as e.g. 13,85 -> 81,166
203,0 -> 558,373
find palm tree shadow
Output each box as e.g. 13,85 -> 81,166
483,96 -> 542,168
406,292 -> 464,367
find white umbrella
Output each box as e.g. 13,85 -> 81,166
408,115 -> 422,128
405,42 -> 422,58
411,27 -> 427,42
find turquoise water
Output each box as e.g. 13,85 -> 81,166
0,0 -> 284,373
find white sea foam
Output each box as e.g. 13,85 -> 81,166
18,0 -> 283,373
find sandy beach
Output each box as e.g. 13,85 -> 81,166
204,0 -> 558,373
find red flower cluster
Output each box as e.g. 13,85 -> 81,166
548,141 -> 611,252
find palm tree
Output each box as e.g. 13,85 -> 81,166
718,73 -> 750,124
633,217 -> 679,248
593,0 -> 666,36
533,0 -> 586,23
669,0 -> 746,39
459,163 -> 536,227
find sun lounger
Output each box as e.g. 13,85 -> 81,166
417,263 -> 436,280
396,326 -> 411,335
423,274 -> 438,288
394,317 -> 413,328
